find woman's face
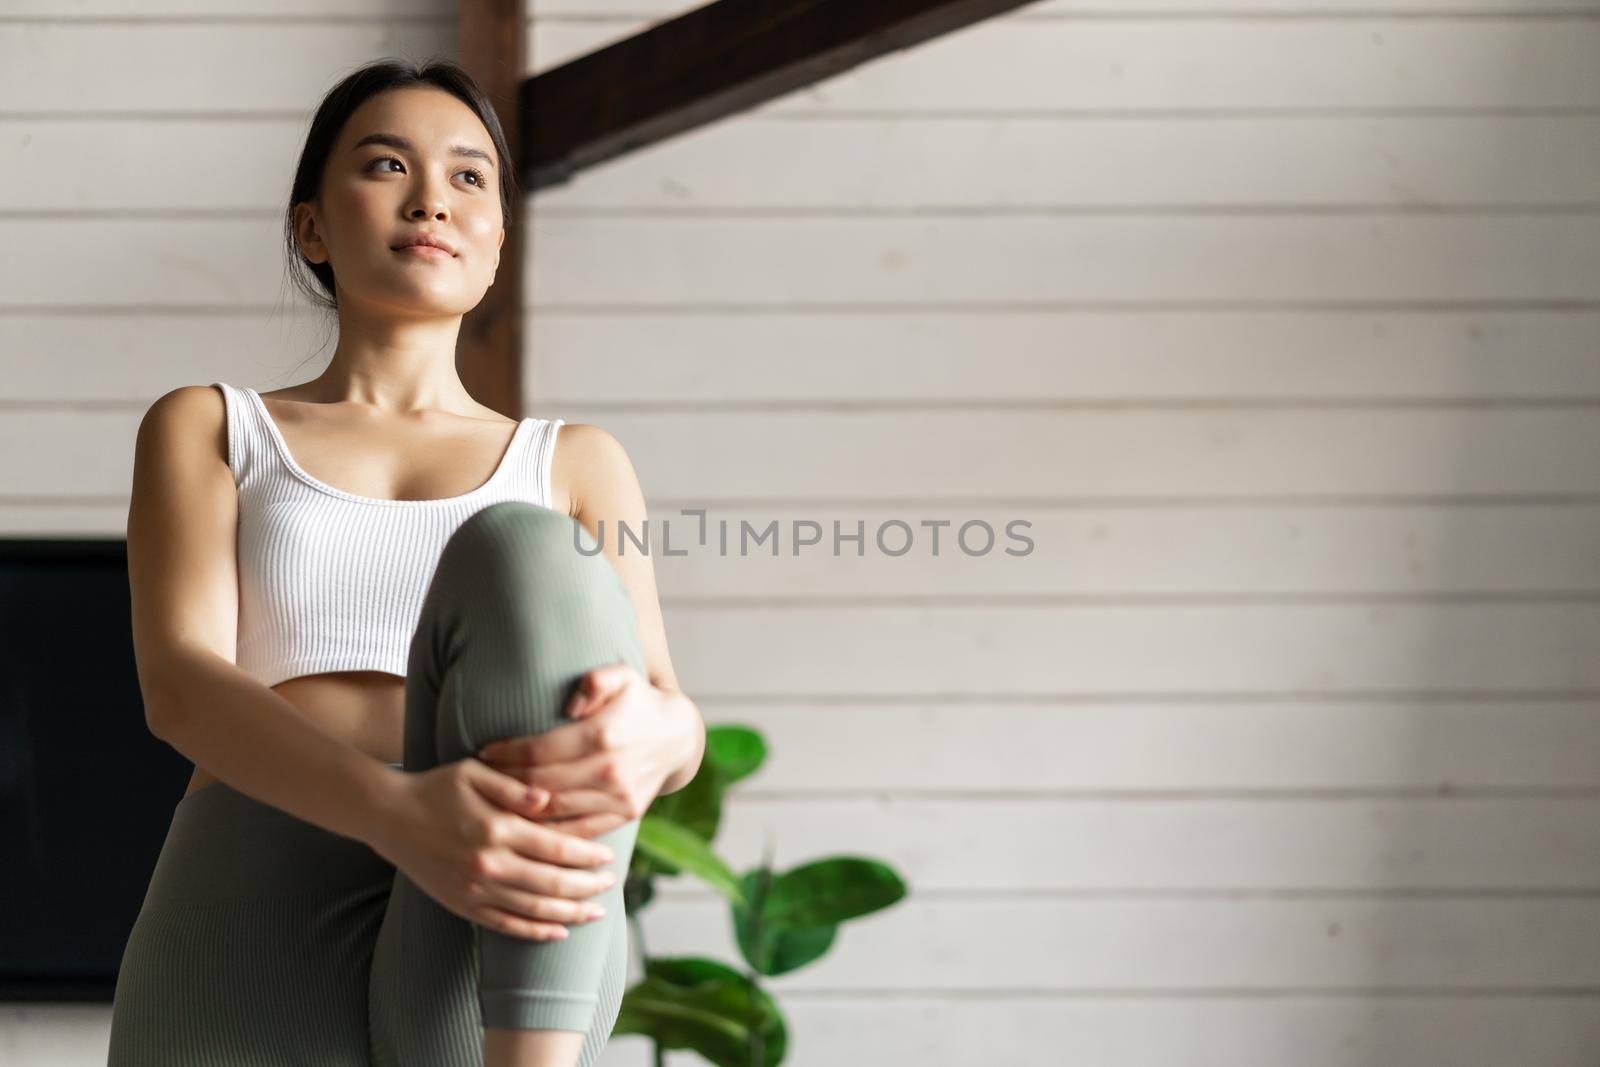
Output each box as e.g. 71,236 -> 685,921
294,86 -> 504,316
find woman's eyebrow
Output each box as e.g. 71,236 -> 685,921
350,132 -> 495,169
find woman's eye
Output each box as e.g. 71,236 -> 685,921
369,156 -> 488,188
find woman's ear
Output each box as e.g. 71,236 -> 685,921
294,203 -> 327,265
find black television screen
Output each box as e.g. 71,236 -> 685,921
0,538 -> 192,1001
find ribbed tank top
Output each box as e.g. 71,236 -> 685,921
210,381 -> 565,688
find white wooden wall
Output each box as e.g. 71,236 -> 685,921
5,0 -> 1600,1064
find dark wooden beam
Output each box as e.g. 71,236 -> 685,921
458,0 -> 524,418
520,0 -> 1040,192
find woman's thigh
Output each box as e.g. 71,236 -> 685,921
107,780 -> 394,1067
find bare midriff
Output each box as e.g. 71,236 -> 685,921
180,671 -> 408,799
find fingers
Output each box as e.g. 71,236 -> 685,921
474,906 -> 571,942
477,723 -> 585,770
484,850 -> 618,906
501,749 -> 616,794
567,663 -> 634,720
474,879 -> 610,928
464,757 -> 549,816
475,664 -> 635,766
531,787 -> 630,819
493,816 -> 617,876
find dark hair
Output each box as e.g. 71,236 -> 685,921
282,56 -> 519,310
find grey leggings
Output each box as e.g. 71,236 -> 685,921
107,502 -> 646,1066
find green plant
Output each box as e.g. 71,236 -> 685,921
613,725 -> 909,1066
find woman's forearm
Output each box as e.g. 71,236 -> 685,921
140,647 -> 401,846
655,686 -> 706,796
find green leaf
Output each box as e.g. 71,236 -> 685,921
613,957 -> 786,1067
757,923 -> 836,978
758,857 -> 908,927
763,856 -> 908,927
705,725 -> 766,783
730,859 -> 908,974
732,874 -> 838,976
629,841 -> 677,886
635,815 -> 747,905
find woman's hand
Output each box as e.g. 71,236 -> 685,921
365,759 -> 620,941
475,663 -> 701,837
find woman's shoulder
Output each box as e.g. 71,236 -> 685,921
131,384 -> 237,508
545,421 -> 641,521
138,384 -> 230,461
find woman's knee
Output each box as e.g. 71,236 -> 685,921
454,501 -> 577,560
433,502 -> 633,626
441,502 -> 609,584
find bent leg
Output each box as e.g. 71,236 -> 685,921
370,501 -> 645,1067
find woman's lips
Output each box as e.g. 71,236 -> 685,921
394,244 -> 453,259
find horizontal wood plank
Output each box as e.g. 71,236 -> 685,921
706,796 -> 1600,890
632,895 -> 1600,989
522,214 -> 1600,306
692,698 -> 1600,792
531,114 -> 1600,211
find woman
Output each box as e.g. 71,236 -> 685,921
108,58 -> 705,1067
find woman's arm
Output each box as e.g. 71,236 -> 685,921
477,424 -> 706,821
126,386 -> 398,842
654,687 -> 705,796
562,423 -> 705,794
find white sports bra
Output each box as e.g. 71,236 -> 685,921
210,381 -> 564,687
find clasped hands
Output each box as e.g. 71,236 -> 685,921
474,662 -> 697,841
